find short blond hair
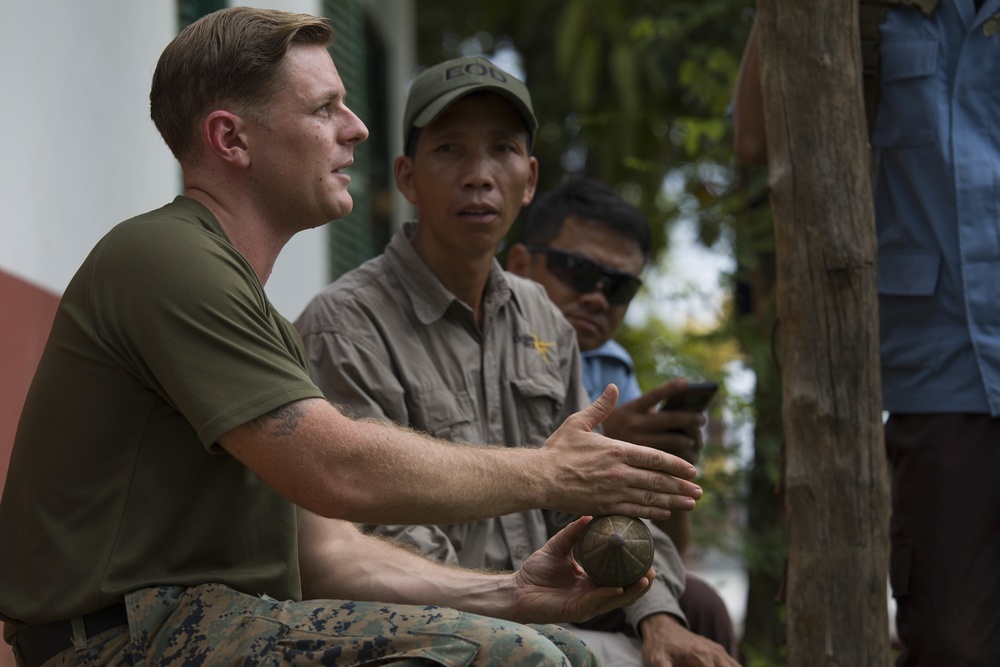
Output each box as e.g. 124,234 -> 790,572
150,6 -> 333,162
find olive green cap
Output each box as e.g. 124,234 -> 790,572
403,55 -> 538,152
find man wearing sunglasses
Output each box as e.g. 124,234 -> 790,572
508,177 -> 741,665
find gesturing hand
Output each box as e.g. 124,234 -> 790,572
539,384 -> 702,521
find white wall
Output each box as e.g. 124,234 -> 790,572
0,0 -> 178,295
367,0 -> 417,233
0,0 -> 412,320
0,0 -> 330,320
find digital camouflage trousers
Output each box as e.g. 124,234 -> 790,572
37,583 -> 599,666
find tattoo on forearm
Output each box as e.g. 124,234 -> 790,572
258,401 -> 305,438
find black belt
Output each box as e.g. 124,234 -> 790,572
12,603 -> 128,667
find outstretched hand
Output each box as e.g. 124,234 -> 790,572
539,384 -> 702,521
510,516 -> 653,625
602,378 -> 706,464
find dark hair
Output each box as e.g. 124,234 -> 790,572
521,178 -> 651,260
405,127 -> 422,158
150,7 -> 333,162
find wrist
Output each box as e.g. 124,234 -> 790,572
519,446 -> 554,511
638,612 -> 683,638
472,571 -> 519,622
418,564 -> 520,621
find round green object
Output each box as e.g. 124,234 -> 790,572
572,515 -> 655,587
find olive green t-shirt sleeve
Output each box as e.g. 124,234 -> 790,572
87,219 -> 323,447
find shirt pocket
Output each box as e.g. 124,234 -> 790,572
872,37 -> 939,148
878,249 -> 940,297
416,388 -> 481,443
878,250 -> 943,369
510,373 -> 567,447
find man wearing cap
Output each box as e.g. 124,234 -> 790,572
296,56 -> 734,667
295,54 -> 589,571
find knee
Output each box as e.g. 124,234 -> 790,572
478,623 -> 598,667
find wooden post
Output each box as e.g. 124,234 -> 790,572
755,1 -> 891,663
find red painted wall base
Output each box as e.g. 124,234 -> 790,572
0,268 -> 60,665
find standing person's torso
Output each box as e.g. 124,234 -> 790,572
874,0 -> 1000,414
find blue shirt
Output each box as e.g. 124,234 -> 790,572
581,339 -> 643,403
874,0 -> 1000,415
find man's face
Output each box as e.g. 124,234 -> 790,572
515,215 -> 645,351
395,92 -> 538,264
245,43 -> 369,233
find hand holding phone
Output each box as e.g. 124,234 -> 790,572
600,379 -> 715,463
660,381 -> 719,413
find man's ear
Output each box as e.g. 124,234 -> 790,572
394,155 -> 419,205
521,156 -> 539,207
506,242 -> 532,276
204,111 -> 250,167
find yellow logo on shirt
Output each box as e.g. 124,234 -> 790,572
521,331 -> 555,363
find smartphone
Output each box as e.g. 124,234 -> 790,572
660,381 -> 719,412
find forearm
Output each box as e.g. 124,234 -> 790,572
639,612 -> 686,639
222,389 -> 702,525
302,512 -> 656,629
223,398 -> 545,524
328,415 -> 547,524
638,606 -> 741,666
300,513 -> 521,620
733,19 -> 768,165
627,582 -> 687,635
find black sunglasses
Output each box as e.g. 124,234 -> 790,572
526,245 -> 642,305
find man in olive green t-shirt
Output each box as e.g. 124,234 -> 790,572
0,8 -> 703,667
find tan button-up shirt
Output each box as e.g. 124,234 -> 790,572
295,223 -> 686,630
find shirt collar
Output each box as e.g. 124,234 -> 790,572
385,222 -> 515,326
582,339 -> 635,369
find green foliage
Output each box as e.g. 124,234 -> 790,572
745,641 -> 788,667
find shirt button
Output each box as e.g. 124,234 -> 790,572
490,409 -> 500,422
515,546 -> 527,559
